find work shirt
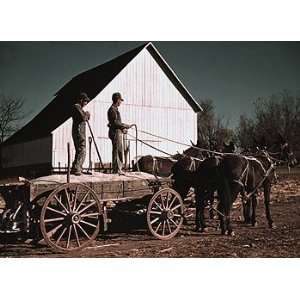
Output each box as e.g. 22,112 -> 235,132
107,104 -> 129,138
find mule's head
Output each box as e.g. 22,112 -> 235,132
181,141 -> 208,159
280,142 -> 298,167
265,138 -> 298,167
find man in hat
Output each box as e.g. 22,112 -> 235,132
71,92 -> 90,176
107,92 -> 134,174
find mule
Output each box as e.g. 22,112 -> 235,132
132,142 -> 205,177
171,141 -> 297,235
242,141 -> 297,226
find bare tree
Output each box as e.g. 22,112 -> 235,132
236,114 -> 255,151
0,94 -> 27,143
197,99 -> 235,151
236,90 -> 300,153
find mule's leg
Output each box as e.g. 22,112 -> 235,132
217,177 -> 231,235
199,195 -> 207,232
243,198 -> 252,224
217,187 -> 232,235
195,189 -> 207,232
181,188 -> 191,226
225,184 -> 240,236
263,182 -> 276,229
195,195 -> 201,232
208,191 -> 215,219
251,195 -> 258,227
217,201 -> 226,235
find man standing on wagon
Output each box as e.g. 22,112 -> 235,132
107,92 -> 133,174
71,92 -> 90,176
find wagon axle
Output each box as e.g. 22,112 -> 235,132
160,209 -> 175,221
71,213 -> 81,224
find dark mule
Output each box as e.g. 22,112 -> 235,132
132,143 -> 205,177
133,155 -> 177,177
172,155 -> 230,233
243,141 -> 297,226
172,141 -> 297,235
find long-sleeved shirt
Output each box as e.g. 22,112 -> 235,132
107,105 -> 129,131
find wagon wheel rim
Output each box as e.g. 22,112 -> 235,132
40,183 -> 102,252
147,188 -> 184,240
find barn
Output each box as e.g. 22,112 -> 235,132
0,42 -> 202,177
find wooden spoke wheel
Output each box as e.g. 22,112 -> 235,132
40,183 -> 102,252
147,188 -> 184,240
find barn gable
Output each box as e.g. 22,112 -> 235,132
1,42 -> 202,173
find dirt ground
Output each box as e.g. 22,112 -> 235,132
0,171 -> 299,258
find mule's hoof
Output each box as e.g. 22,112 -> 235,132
228,231 -> 235,237
252,221 -> 258,227
221,230 -> 227,235
270,223 -> 277,229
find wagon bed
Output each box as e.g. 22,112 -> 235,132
29,171 -> 170,202
0,171 -> 184,253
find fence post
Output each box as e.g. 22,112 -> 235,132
67,142 -> 70,183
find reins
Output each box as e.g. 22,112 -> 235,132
138,129 -> 230,156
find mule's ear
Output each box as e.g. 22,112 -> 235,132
190,140 -> 196,147
278,132 -> 285,143
282,142 -> 289,149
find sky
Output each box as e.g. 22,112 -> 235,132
0,41 -> 300,128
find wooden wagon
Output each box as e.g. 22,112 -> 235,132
0,171 -> 185,252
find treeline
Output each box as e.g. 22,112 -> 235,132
197,90 -> 300,156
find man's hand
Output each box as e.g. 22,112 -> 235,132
122,128 -> 128,134
85,111 -> 91,120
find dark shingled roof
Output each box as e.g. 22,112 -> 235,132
4,42 -> 202,146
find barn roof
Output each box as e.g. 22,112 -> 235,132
4,42 -> 202,146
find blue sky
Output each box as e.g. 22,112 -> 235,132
1,41 -> 299,128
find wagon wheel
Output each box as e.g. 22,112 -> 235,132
147,188 -> 184,240
40,183 -> 102,252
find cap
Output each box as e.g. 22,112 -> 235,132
79,92 -> 90,103
112,92 -> 124,102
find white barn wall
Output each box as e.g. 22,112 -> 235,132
52,49 -> 197,169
